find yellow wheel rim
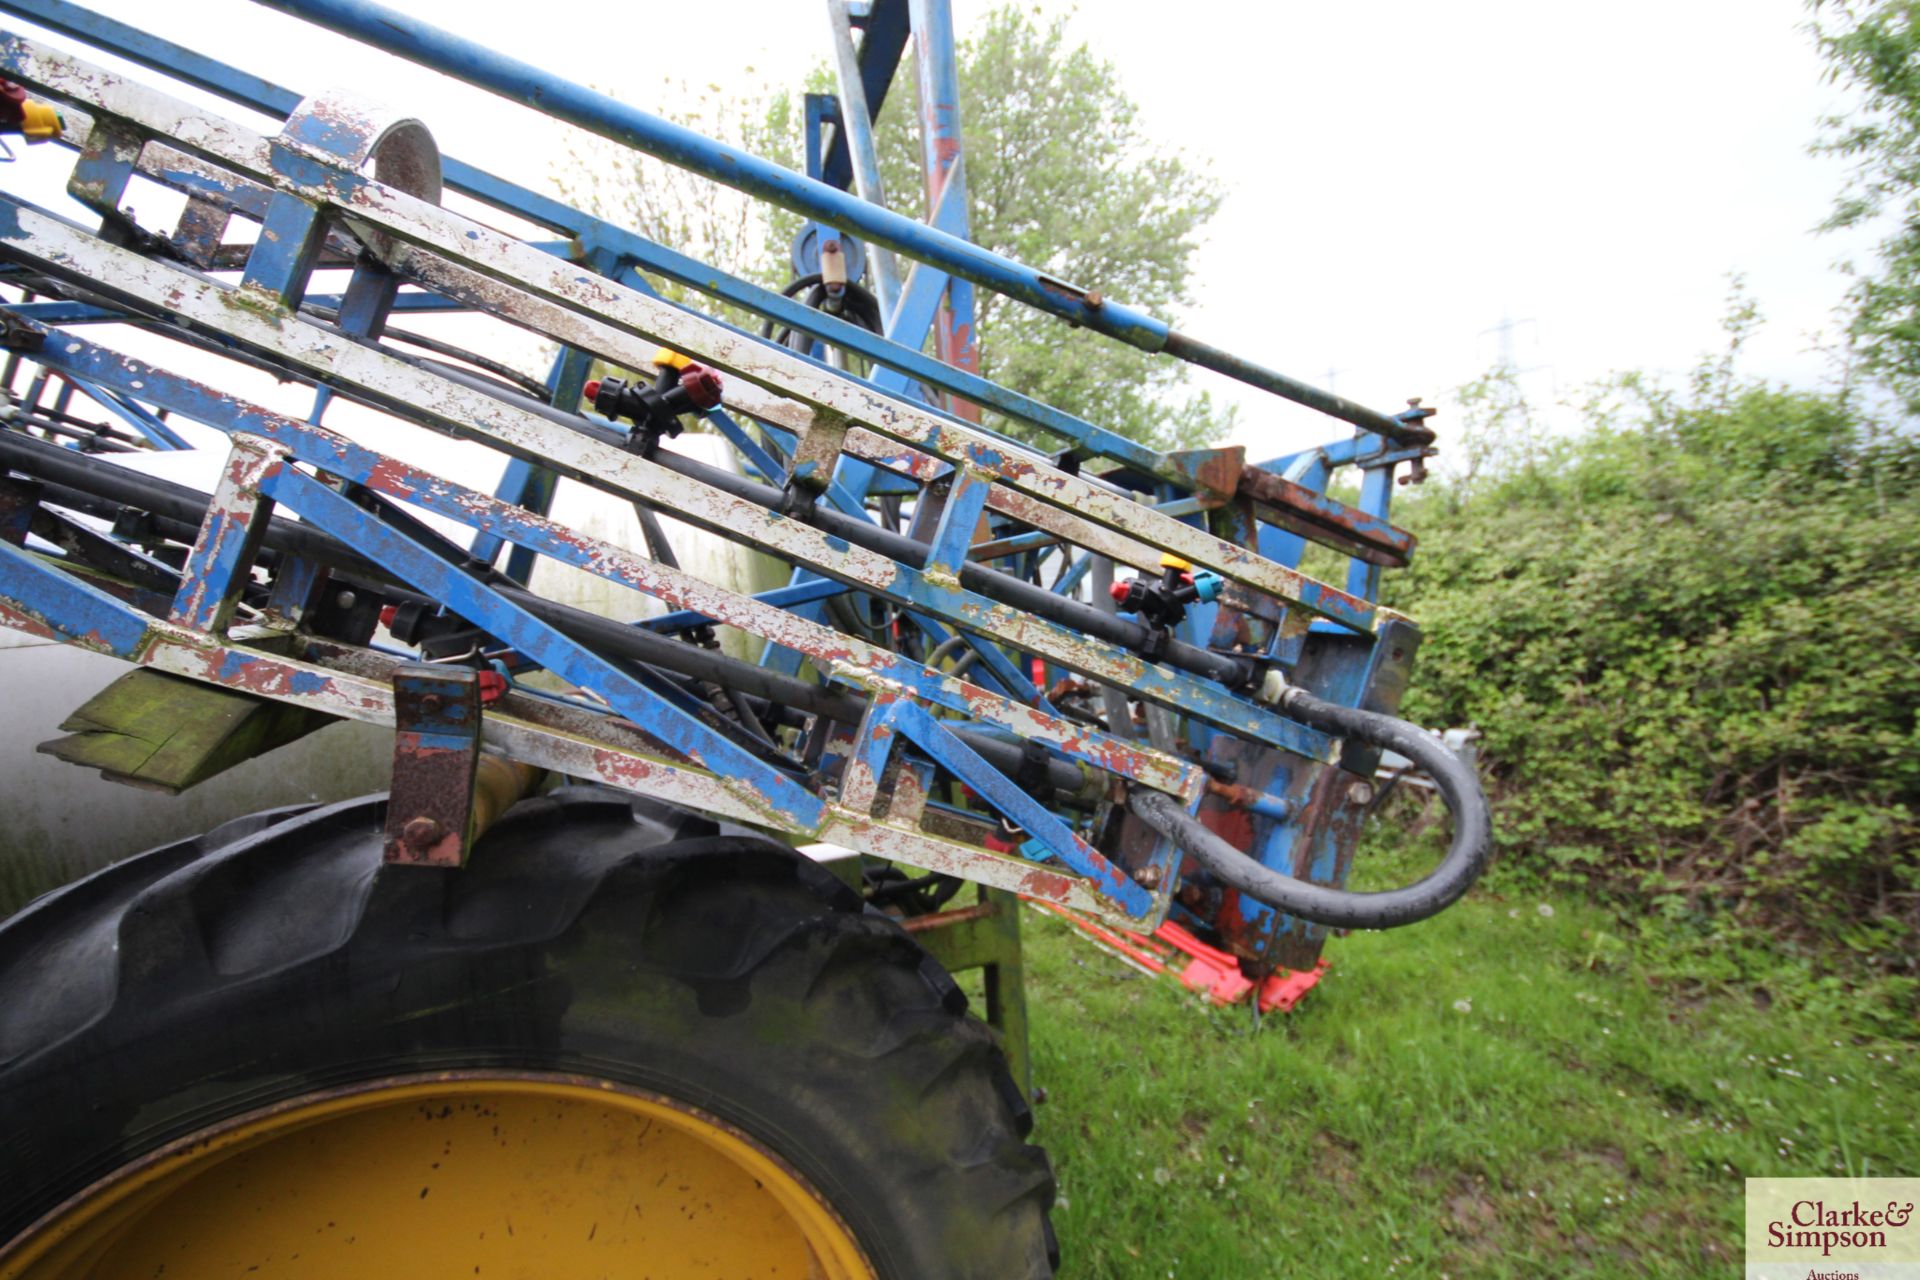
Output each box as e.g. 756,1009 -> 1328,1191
1,1072 -> 877,1279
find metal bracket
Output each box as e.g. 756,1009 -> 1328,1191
782,408 -> 853,514
384,663 -> 482,867
0,475 -> 39,547
0,311 -> 44,352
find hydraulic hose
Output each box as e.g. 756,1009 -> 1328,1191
255,320 -> 1252,690
643,447 -> 1254,689
0,430 -> 391,580
1128,688 -> 1492,930
1,431 -> 1100,803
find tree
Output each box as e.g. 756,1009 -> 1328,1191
560,75 -> 803,303
560,6 -> 1231,452
1809,0 -> 1920,404
859,6 -> 1230,450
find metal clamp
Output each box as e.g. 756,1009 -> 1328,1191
383,663 -> 483,867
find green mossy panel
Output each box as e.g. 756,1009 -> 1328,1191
38,667 -> 336,795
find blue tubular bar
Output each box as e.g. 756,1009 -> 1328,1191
252,0 -> 1164,345
1,301 -> 119,324
9,0 -> 290,119
906,0 -> 978,403
825,1 -> 903,319
822,0 -> 910,193
1052,553 -> 1093,597
248,0 -> 1431,449
66,378 -> 191,449
612,231 -> 1168,468
641,579 -> 851,634
0,537 -> 152,658
882,698 -> 1155,918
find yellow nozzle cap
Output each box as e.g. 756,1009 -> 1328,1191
1158,553 -> 1192,572
651,347 -> 693,370
20,99 -> 60,142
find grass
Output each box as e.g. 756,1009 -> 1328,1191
1018,858 -> 1919,1278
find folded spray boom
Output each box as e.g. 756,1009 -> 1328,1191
0,0 -> 1486,975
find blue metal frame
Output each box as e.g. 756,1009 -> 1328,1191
0,0 -> 1444,953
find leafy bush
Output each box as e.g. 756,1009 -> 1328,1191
1382,367 -> 1919,1021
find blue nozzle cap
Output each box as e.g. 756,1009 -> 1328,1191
1192,571 -> 1225,604
1017,837 -> 1054,863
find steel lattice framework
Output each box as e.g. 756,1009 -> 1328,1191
0,0 -> 1478,968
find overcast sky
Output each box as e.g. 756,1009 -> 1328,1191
2,0 -> 1880,464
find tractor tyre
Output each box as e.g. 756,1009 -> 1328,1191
0,788 -> 1057,1278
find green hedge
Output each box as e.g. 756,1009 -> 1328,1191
1381,376 -> 1918,1019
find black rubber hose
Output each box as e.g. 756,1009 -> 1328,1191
0,431 -> 392,580
924,635 -> 968,670
1128,688 -> 1492,930
632,505 -> 680,569
411,580 -> 1090,801
14,416 -> 139,452
301,304 -> 555,403
643,447 -> 1253,689
758,273 -> 825,342
5,433 -> 1099,803
170,312 -> 1251,692
761,274 -> 884,348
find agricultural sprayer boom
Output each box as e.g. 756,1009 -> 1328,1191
0,3 -> 1489,1274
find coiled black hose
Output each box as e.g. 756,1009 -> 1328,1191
760,274 -> 885,350
1129,688 -> 1492,930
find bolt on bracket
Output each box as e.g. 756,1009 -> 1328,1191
383,663 -> 482,867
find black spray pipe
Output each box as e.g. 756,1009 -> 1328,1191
0,431 -> 390,578
348,354 -> 1252,690
1129,688 -> 1491,930
297,335 -> 1250,690
642,447 -> 1253,689
1,432 -> 1096,802
422,579 -> 1099,803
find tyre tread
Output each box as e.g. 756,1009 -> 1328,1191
0,789 -> 1056,1277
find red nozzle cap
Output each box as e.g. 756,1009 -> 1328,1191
678,363 -> 724,411
476,669 -> 508,705
582,379 -> 601,403
378,604 -> 397,629
1108,581 -> 1131,603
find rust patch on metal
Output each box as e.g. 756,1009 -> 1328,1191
383,666 -> 482,867
1237,464 -> 1416,567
